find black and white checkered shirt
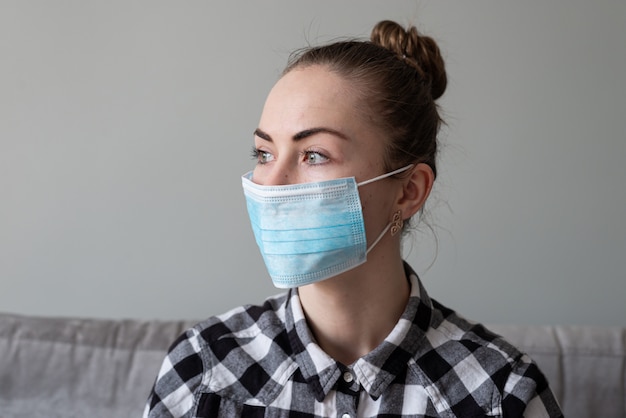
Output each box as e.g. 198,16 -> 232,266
144,263 -> 562,417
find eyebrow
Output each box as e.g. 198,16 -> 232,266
253,127 -> 348,142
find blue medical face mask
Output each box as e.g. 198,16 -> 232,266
241,165 -> 413,288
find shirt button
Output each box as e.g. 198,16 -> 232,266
341,414 -> 351,418
343,371 -> 354,383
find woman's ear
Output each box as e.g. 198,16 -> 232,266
396,163 -> 434,219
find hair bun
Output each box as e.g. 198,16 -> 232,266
371,20 -> 447,100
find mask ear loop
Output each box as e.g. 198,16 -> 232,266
360,164 -> 414,255
366,223 -> 392,255
357,164 -> 414,187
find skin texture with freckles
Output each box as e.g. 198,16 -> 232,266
252,65 -> 434,365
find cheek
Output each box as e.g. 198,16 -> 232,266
359,185 -> 396,237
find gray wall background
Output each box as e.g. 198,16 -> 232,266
1,1 -> 624,326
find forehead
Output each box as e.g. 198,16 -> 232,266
259,65 -> 368,136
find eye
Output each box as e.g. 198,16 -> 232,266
251,147 -> 274,165
303,150 -> 329,165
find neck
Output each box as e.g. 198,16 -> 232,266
298,252 -> 410,365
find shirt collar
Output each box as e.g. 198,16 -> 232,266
284,262 -> 433,401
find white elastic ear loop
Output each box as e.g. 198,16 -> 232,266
360,164 -> 413,255
357,164 -> 414,187
365,222 -> 392,255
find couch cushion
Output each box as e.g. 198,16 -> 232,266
0,312 -> 194,418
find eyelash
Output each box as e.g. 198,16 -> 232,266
250,147 -> 329,165
300,149 -> 329,165
250,147 -> 271,165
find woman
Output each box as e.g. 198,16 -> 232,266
145,20 -> 562,417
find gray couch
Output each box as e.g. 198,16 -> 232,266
0,312 -> 624,417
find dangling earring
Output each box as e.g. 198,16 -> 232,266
390,210 -> 403,236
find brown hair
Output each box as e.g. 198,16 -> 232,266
283,20 -> 447,179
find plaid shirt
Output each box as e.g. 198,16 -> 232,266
144,263 -> 562,417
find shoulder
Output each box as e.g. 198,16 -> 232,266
413,299 -> 562,417
144,292 -> 291,417
194,291 -> 289,346
427,298 -> 523,363
420,298 -> 523,363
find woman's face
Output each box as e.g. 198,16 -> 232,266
252,64 -> 403,246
